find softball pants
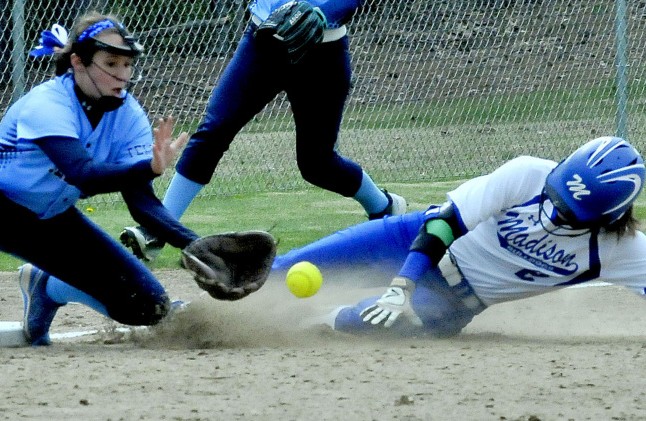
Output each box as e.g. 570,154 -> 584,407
0,193 -> 169,326
176,23 -> 364,196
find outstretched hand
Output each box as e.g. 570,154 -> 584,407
150,116 -> 189,175
360,277 -> 422,328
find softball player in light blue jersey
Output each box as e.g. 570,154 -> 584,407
121,0 -> 407,262
274,137 -> 646,336
0,12 -> 196,346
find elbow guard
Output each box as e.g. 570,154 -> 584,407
409,202 -> 463,266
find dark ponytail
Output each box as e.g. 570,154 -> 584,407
54,50 -> 73,75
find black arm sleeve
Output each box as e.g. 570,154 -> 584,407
409,201 -> 465,266
35,135 -> 157,196
121,183 -> 199,250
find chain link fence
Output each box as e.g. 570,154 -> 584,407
2,0 -> 646,205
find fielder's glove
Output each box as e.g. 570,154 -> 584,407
181,231 -> 277,301
360,277 -> 423,328
254,0 -> 327,64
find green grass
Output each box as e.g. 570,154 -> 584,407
3,180 -> 646,273
223,83 -> 627,133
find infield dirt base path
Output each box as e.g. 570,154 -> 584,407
0,269 -> 644,421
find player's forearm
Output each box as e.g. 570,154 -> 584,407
397,251 -> 433,283
35,136 -> 157,195
121,184 -> 199,249
76,160 -> 156,195
399,202 -> 465,285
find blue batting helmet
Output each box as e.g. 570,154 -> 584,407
544,136 -> 645,227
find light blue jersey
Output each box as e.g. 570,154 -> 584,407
0,73 -> 152,219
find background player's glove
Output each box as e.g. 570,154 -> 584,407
181,231 -> 277,301
254,0 -> 327,64
360,277 -> 423,328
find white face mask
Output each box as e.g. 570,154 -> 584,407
538,192 -> 591,237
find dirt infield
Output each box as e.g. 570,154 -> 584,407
0,269 -> 644,421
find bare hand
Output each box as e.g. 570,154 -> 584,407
150,116 -> 189,175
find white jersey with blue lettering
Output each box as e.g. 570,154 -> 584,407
447,156 -> 646,306
0,73 -> 152,219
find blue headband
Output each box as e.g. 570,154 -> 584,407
77,19 -> 119,42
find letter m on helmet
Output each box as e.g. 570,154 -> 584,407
566,174 -> 591,200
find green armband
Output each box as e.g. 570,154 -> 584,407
425,218 -> 455,247
409,202 -> 461,265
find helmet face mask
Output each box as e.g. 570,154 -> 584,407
544,136 -> 645,229
73,19 -> 144,66
543,184 -> 603,230
81,35 -> 143,59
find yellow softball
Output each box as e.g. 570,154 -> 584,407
285,261 -> 323,298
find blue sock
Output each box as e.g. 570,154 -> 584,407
162,173 -> 204,219
46,275 -> 108,317
353,171 -> 388,214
